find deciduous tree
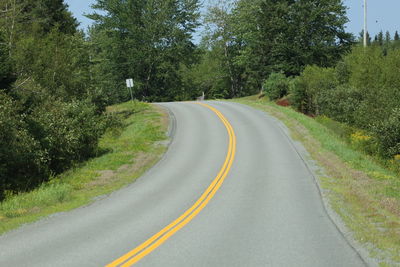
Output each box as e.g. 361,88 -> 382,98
88,0 -> 200,102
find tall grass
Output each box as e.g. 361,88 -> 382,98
1,184 -> 71,218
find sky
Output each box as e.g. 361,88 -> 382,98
65,0 -> 400,40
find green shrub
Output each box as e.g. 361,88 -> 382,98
263,72 -> 291,101
288,77 -> 308,113
291,47 -> 400,159
372,108 -> 400,158
289,65 -> 338,115
27,98 -> 105,173
1,87 -> 107,199
0,93 -> 46,199
318,85 -> 363,124
343,46 -> 400,129
334,60 -> 350,84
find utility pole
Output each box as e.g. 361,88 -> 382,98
364,0 -> 367,47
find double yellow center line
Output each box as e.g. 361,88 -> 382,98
106,103 -> 236,267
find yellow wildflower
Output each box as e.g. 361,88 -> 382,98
351,131 -> 371,143
368,171 -> 394,180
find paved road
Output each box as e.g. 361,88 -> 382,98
0,102 -> 369,266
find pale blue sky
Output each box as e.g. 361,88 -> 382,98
65,0 -> 400,40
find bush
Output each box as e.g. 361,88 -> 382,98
290,47 -> 400,159
289,65 -> 338,115
263,72 -> 291,101
27,98 -> 106,173
289,76 -> 309,114
0,93 -> 46,199
372,108 -> 400,158
343,46 -> 400,129
1,82 -> 108,199
334,60 -> 350,84
318,85 -> 363,124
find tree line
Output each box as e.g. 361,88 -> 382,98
2,0 -> 398,198
87,0 -> 200,102
261,33 -> 400,160
197,0 -> 400,160
264,45 -> 400,160
358,30 -> 400,52
0,0 -> 105,199
0,0 -> 200,199
186,0 -> 353,99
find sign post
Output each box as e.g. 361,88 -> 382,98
126,78 -> 134,102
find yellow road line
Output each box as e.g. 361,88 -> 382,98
106,103 -> 236,267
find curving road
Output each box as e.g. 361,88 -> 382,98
0,102 -> 369,266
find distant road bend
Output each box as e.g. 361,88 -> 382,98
0,102 -> 367,266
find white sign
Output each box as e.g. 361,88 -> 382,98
126,78 -> 134,88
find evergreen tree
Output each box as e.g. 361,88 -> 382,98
293,0 -> 353,68
385,31 -> 391,43
0,0 -> 78,41
19,0 -> 78,35
359,30 -> 371,45
0,0 -> 81,96
377,31 -> 384,46
373,35 -> 378,44
395,31 -> 400,41
230,0 -> 353,92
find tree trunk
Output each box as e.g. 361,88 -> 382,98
8,0 -> 16,57
224,42 -> 236,98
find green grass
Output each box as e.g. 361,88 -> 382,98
231,95 -> 400,266
0,101 -> 168,234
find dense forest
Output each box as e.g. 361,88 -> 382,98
1,0 -> 399,199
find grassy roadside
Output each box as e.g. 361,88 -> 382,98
0,101 -> 169,235
231,96 -> 400,266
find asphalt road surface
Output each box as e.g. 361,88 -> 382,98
0,101 -> 370,266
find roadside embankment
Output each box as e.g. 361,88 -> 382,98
0,101 -> 169,235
